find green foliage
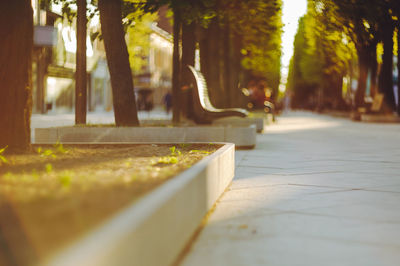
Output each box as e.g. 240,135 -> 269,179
287,1 -> 356,109
232,0 -> 283,91
126,9 -> 158,73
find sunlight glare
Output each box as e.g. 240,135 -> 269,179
280,0 -> 308,92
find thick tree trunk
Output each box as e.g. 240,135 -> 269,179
222,19 -> 232,107
231,33 -> 243,107
369,42 -> 378,97
378,22 -> 395,112
181,21 -> 196,119
0,1 -> 33,151
199,27 -> 210,86
203,19 -> 223,107
181,22 -> 196,69
397,24 -> 400,115
172,7 -> 182,123
98,0 -> 139,126
75,0 -> 87,124
355,47 -> 368,109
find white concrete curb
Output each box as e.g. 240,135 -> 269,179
361,114 -> 400,123
43,143 -> 235,266
212,117 -> 265,133
35,126 -> 256,148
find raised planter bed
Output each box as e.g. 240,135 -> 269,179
0,143 -> 234,266
44,143 -> 234,266
35,125 -> 256,148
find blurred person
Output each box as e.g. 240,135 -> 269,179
163,90 -> 172,114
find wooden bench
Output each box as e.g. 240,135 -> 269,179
187,65 -> 248,124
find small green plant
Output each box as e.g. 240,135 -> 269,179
54,141 -> 67,154
158,156 -> 178,164
0,145 -> 8,164
37,147 -> 56,158
169,146 -> 181,156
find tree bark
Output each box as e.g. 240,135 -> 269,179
98,0 -> 139,126
355,47 -> 368,109
222,19 -> 232,107
172,7 -> 182,123
397,24 -> 400,115
75,0 -> 87,124
0,1 -> 33,151
181,21 -> 196,119
378,21 -> 395,112
231,32 -> 243,107
202,19 -> 223,107
369,41 -> 378,97
199,27 -> 210,86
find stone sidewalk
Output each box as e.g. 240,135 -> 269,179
180,111 -> 400,266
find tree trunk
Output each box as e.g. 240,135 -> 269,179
378,22 -> 395,112
172,7 -> 182,123
369,42 -> 378,97
181,21 -> 196,119
199,27 -> 210,86
222,18 -> 232,107
0,1 -> 33,151
205,19 -> 223,107
75,0 -> 87,124
231,32 -> 243,107
355,47 -> 368,109
397,25 -> 400,115
98,0 -> 139,126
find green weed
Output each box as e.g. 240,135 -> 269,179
0,145 -> 8,164
54,142 -> 67,154
158,156 -> 178,164
37,147 -> 56,158
169,146 -> 181,156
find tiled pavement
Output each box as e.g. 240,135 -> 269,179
180,112 -> 400,266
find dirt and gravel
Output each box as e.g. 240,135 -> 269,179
0,143 -> 218,264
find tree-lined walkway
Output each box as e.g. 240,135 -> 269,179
181,112 -> 400,266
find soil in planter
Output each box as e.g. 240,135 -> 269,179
0,143 -> 218,265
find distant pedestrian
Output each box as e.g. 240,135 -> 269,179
163,90 -> 172,114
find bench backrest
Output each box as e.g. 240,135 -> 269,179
187,65 -> 217,111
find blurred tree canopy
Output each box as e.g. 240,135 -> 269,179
126,10 -> 158,73
287,1 -> 355,110
42,0 -> 283,121
138,0 -> 283,119
198,0 -> 283,108
288,0 -> 400,113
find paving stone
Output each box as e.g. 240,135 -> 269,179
181,112 -> 400,266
